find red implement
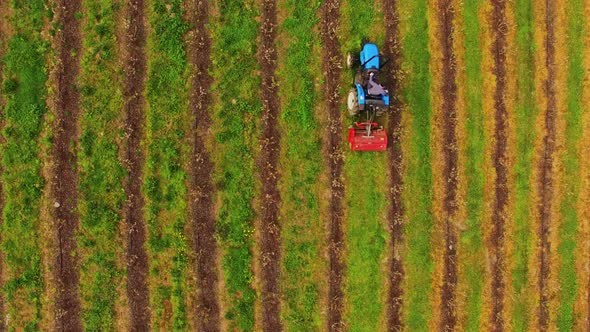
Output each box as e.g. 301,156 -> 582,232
348,122 -> 387,151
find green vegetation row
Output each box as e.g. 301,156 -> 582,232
557,0 -> 585,328
277,0 -> 324,330
460,0 -> 485,329
341,0 -> 388,330
77,0 -> 125,330
512,0 -> 536,329
0,1 -> 48,329
399,0 -> 434,329
211,0 -> 260,330
144,0 -> 190,329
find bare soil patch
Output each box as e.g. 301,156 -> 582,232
382,0 -> 404,330
490,0 -> 509,330
537,0 -> 557,328
122,0 -> 149,330
436,0 -> 459,330
320,0 -> 345,330
257,0 -> 282,331
186,1 -> 220,331
51,0 -> 83,329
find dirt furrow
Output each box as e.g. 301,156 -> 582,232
537,0 -> 557,328
186,0 -> 220,331
437,0 -> 459,330
382,0 -> 404,330
0,1 -> 6,329
490,0 -> 509,330
584,2 -> 590,325
123,0 -> 149,330
320,0 -> 345,330
257,0 -> 282,331
51,0 -> 83,329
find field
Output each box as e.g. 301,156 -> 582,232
0,0 -> 589,331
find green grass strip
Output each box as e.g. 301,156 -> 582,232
343,153 -> 387,332
340,0 -> 388,330
399,0 -> 433,330
0,1 -> 48,329
278,0 -> 323,330
211,1 -> 259,330
77,1 -> 125,330
512,0 -> 536,329
144,1 -> 189,329
556,0 -> 584,328
460,0 -> 485,329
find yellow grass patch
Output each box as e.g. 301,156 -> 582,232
479,2 -> 496,330
450,0 -> 470,329
503,1 -> 518,329
114,13 -> 131,332
427,0 -> 445,328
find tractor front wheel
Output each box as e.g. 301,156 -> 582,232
347,88 -> 359,116
346,52 -> 358,69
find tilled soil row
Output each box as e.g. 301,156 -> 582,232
123,0 -> 149,330
0,0 -> 7,327
490,0 -> 509,330
320,0 -> 345,330
585,5 -> 590,324
257,0 -> 282,331
0,1 -> 6,328
437,0 -> 460,330
382,0 -> 405,330
51,0 -> 83,329
537,0 -> 557,328
186,0 -> 220,331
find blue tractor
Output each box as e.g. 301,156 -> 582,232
346,41 -> 389,151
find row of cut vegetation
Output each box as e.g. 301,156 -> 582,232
211,0 -> 260,330
144,1 -> 190,329
511,0 -> 536,328
277,0 -> 324,330
556,0 -> 584,328
0,1 -> 48,329
459,0 -> 485,329
340,0 -> 388,330
77,0 -> 125,330
398,0 -> 434,329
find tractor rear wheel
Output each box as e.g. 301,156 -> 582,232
347,88 -> 359,116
